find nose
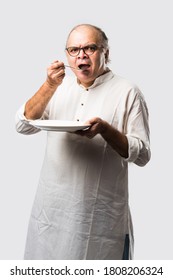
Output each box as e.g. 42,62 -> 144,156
77,48 -> 88,59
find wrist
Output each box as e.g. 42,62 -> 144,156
100,120 -> 109,136
45,79 -> 59,90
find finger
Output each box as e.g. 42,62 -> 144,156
48,67 -> 65,78
75,129 -> 95,139
49,61 -> 65,70
53,72 -> 65,81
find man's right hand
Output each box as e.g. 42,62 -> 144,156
46,60 -> 66,88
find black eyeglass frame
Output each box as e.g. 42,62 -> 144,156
65,44 -> 103,57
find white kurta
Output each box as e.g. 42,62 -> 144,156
16,71 -> 151,260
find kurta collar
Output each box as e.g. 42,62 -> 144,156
78,70 -> 114,90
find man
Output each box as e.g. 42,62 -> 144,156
16,24 -> 151,260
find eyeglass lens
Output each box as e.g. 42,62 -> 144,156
66,45 -> 98,56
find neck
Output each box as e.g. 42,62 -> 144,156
77,67 -> 110,88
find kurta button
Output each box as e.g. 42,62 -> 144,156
81,103 -> 84,106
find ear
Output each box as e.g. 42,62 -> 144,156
104,49 -> 109,64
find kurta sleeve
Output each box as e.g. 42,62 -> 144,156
124,90 -> 151,166
15,103 -> 49,135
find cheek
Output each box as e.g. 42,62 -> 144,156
94,54 -> 105,66
94,59 -> 104,70
67,56 -> 71,64
100,54 -> 106,64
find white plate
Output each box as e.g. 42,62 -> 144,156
29,120 -> 90,132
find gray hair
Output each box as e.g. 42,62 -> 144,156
66,24 -> 110,63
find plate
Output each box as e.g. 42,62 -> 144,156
29,120 -> 90,132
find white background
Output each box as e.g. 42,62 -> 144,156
0,0 -> 172,260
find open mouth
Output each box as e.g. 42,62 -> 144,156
78,64 -> 90,70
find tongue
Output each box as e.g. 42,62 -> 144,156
79,64 -> 90,70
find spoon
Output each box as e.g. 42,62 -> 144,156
64,65 -> 81,71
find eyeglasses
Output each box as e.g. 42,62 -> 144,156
65,44 -> 103,57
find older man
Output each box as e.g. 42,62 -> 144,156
16,24 -> 151,259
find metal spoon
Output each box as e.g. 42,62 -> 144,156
64,65 -> 81,70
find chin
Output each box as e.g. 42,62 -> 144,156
78,77 -> 95,88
